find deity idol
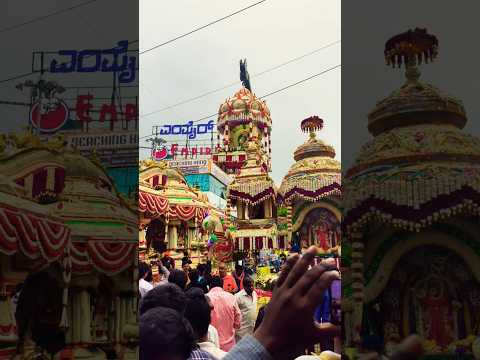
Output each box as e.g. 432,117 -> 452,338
415,280 -> 452,348
314,223 -> 330,251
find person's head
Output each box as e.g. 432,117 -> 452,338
209,276 -> 223,290
197,263 -> 206,276
161,257 -> 172,270
218,263 -> 227,278
182,259 -> 191,273
188,269 -> 199,284
243,276 -> 254,295
140,307 -> 195,360
139,283 -> 187,315
168,269 -> 187,290
184,288 -> 211,341
139,262 -> 150,280
235,264 -> 243,276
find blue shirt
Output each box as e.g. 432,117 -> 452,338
223,335 -> 272,360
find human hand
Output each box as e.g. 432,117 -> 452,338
254,246 -> 340,360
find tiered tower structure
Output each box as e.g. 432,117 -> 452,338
226,137 -> 277,254
278,116 -> 341,254
213,87 -> 272,175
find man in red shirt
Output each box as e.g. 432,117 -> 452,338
207,276 -> 242,351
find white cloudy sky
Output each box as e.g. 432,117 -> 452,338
140,0 -> 341,184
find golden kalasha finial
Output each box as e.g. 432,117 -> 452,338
385,28 -> 438,82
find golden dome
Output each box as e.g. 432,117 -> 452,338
293,137 -> 336,162
279,117 -> 341,203
368,73 -> 466,137
369,28 -> 466,136
291,116 -> 338,172
217,87 -> 271,131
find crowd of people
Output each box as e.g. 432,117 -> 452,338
139,252 -> 263,358
138,247 -> 424,360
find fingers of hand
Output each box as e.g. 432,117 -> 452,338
305,269 -> 340,306
275,253 -> 300,289
293,263 -> 330,296
284,246 -> 317,288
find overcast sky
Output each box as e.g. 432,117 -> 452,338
140,0 -> 341,184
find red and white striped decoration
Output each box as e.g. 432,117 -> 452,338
15,166 -> 66,199
139,191 -> 169,216
71,241 -> 136,275
0,205 -> 70,263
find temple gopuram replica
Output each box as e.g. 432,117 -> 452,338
0,133 -> 138,359
343,29 -> 480,357
278,116 -> 341,259
213,87 -> 272,175
213,81 -> 342,291
138,159 -> 214,270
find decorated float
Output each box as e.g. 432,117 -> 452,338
0,133 -> 138,359
227,138 -> 278,263
138,159 -> 212,269
343,29 -> 480,357
278,116 -> 341,258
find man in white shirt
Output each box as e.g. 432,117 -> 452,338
138,262 -> 153,297
234,276 -> 257,342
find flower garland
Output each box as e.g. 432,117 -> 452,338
139,191 -> 168,216
228,176 -> 276,205
70,241 -> 136,276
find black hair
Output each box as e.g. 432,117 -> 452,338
209,276 -> 223,289
184,288 -> 211,340
197,263 -> 206,275
139,283 -> 187,316
139,307 -> 195,360
168,269 -> 187,290
138,262 -> 150,279
188,269 -> 199,283
243,276 -> 254,286
235,264 -> 243,272
182,258 -> 192,266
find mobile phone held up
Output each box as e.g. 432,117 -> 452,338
312,257 -> 341,326
329,279 -> 341,325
